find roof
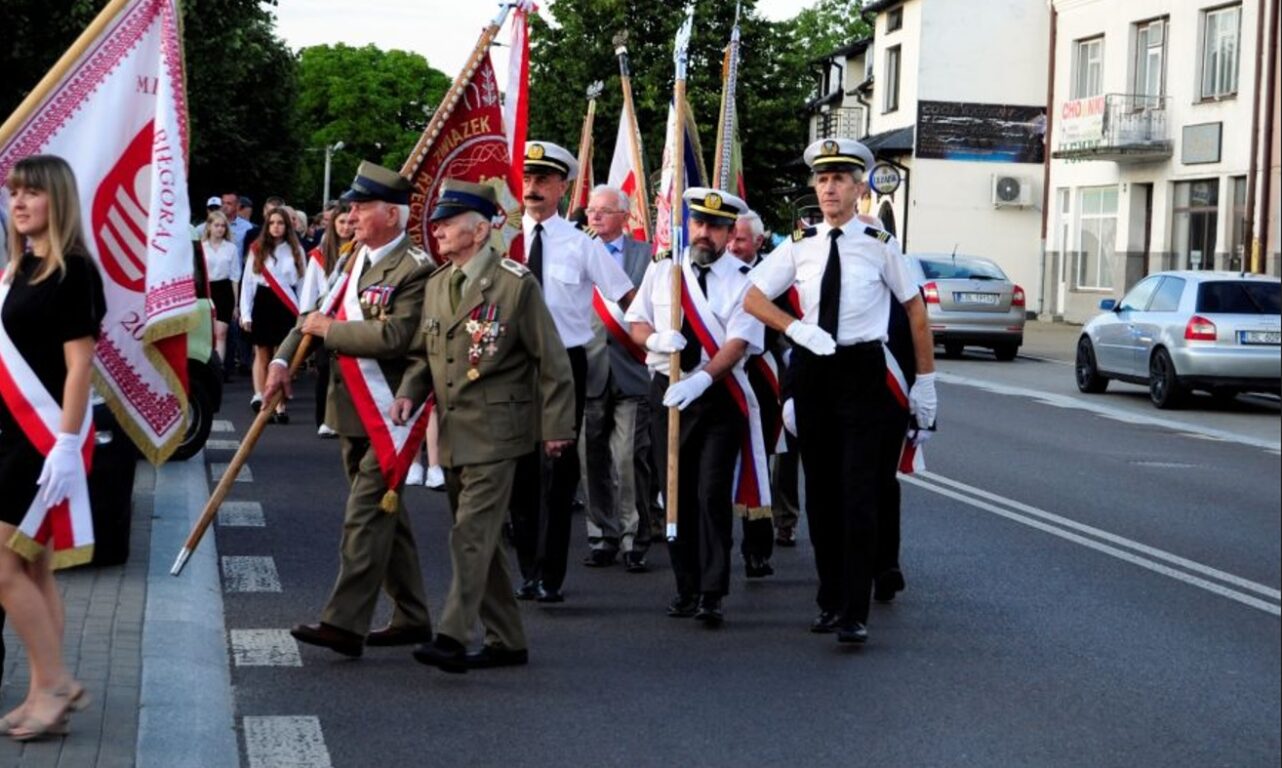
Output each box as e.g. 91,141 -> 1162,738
862,0 -> 903,14
808,37 -> 872,65
1149,270 -> 1281,282
862,125 -> 915,156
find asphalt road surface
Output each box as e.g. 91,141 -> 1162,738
210,353 -> 1280,768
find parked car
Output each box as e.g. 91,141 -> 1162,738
172,238 -> 224,461
908,253 -> 1026,360
1075,271 -> 1281,409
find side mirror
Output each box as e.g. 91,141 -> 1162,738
1099,298 -> 1118,312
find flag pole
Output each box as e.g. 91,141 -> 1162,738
712,1 -> 742,192
665,5 -> 695,541
172,2 -> 518,576
613,31 -> 652,241
570,81 -> 604,216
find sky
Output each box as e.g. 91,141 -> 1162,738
271,0 -> 814,86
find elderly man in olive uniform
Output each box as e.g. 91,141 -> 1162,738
265,162 -> 436,658
393,180 -> 576,673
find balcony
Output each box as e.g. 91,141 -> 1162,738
1052,93 -> 1172,163
810,105 -> 866,143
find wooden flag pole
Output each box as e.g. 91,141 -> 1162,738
613,31 -> 653,241
571,81 -> 605,216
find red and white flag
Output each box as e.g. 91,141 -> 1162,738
0,0 -> 197,464
502,0 -> 536,259
607,99 -> 650,242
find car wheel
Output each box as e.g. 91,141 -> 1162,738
1075,337 -> 1109,393
993,343 -> 1019,362
172,377 -> 214,461
942,342 -> 964,358
1148,348 -> 1187,409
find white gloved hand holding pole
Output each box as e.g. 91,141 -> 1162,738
37,432 -> 82,508
784,320 -> 836,356
908,372 -> 937,429
645,330 -> 687,354
782,398 -> 797,436
662,371 -> 713,410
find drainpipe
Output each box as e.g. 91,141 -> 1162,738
1256,0 -> 1279,273
1039,2 -> 1058,317
854,88 -> 873,138
1245,0 -> 1269,272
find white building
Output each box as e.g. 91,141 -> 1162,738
1047,0 -> 1280,322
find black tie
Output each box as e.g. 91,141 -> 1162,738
818,229 -> 842,337
679,265 -> 709,373
527,223 -> 544,284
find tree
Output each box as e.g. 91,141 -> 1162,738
291,44 -> 451,210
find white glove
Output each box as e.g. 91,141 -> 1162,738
784,320 -> 836,356
908,372 -> 937,429
782,398 -> 797,436
909,426 -> 934,447
645,330 -> 687,354
37,432 -> 82,508
662,371 -> 712,410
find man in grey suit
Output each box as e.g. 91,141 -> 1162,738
581,185 -> 655,572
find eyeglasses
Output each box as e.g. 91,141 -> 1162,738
585,207 -> 625,216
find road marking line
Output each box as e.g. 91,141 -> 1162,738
221,556 -> 281,593
243,716 -> 332,768
939,372 -> 1282,452
1017,353 -> 1074,367
230,629 -> 302,667
904,473 -> 1281,616
205,438 -> 241,451
211,419 -> 235,433
211,462 -> 252,482
218,501 -> 265,527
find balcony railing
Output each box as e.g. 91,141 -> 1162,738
811,106 -> 866,143
1052,93 -> 1172,163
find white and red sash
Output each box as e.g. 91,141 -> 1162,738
297,247 -> 327,313
592,287 -> 646,365
749,351 -> 785,453
0,277 -> 95,568
260,248 -> 300,316
677,261 -> 772,516
883,346 -> 925,474
332,248 -> 431,493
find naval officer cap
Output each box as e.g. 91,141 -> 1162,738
804,137 -> 875,177
339,160 -> 413,205
429,179 -> 499,222
682,187 -> 746,225
523,141 -> 578,180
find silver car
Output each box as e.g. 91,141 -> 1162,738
1075,271 -> 1281,408
909,254 -> 1026,360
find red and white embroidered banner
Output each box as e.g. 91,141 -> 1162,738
0,0 -> 196,464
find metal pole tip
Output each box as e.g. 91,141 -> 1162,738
170,548 -> 192,576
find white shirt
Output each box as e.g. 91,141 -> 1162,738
749,216 -> 917,345
201,239 -> 241,282
523,213 -> 634,347
625,250 -> 764,377
240,242 -> 302,319
362,232 -> 405,269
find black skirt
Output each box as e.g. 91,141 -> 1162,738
0,430 -> 42,527
250,285 -> 296,348
210,279 -> 235,324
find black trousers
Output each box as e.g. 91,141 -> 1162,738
793,343 -> 908,626
511,345 -> 587,591
650,374 -> 743,598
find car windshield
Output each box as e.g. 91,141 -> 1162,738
1196,281 -> 1282,315
918,257 -> 1006,281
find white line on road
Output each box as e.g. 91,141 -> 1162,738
205,438 -> 241,451
904,472 -> 1281,616
211,419 -> 235,433
221,556 -> 281,593
218,501 -> 266,527
243,716 -> 332,768
211,462 -> 253,482
230,629 -> 303,667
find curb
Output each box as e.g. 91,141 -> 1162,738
136,453 -> 238,768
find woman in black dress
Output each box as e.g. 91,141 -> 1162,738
0,155 -> 102,740
238,207 -> 304,422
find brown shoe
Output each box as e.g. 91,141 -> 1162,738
366,625 -> 433,647
290,622 -> 363,657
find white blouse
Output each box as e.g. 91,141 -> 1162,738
202,239 -> 241,283
240,242 -> 302,320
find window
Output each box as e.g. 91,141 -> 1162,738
884,45 -> 901,112
1173,179 -> 1219,270
1077,186 -> 1118,289
1201,4 -> 1240,98
1197,281 -> 1282,314
887,7 -> 903,32
1134,19 -> 1166,98
1056,189 -> 1071,285
1073,37 -> 1104,98
1148,277 -> 1187,311
1119,275 -> 1161,311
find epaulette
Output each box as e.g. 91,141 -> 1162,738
428,262 -> 451,279
791,227 -> 817,242
408,246 -> 432,266
653,249 -> 672,262
500,257 -> 531,277
863,226 -> 893,244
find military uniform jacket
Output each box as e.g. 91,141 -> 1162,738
276,235 -> 434,437
398,247 -> 576,468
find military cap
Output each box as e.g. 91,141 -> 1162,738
803,137 -> 875,176
429,179 -> 499,222
682,187 -> 746,225
523,141 -> 578,180
340,161 -> 413,205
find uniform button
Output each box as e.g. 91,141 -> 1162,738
447,332 -> 454,340
446,381 -> 453,387
447,357 -> 454,363
447,405 -> 455,411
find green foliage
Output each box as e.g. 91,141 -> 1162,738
291,44 -> 451,210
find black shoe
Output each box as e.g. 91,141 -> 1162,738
744,555 -> 774,579
774,527 -> 796,547
515,579 -> 540,600
582,549 -> 617,568
622,551 -> 648,573
695,595 -> 724,626
874,569 -> 906,603
535,583 -> 564,603
411,635 -> 467,673
273,411 -> 289,425
366,624 -> 433,647
571,497 -> 585,513
810,610 -> 839,634
836,622 -> 869,644
290,622 -> 363,657
465,645 -> 529,669
667,594 -> 698,618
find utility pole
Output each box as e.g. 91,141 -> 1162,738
321,140 -> 345,210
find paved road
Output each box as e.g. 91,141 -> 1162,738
208,356 -> 1280,768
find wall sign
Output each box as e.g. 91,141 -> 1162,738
869,162 -> 902,195
917,100 -> 1047,164
1181,122 -> 1222,165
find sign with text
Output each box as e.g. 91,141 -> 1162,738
869,162 -> 902,196
916,100 -> 1046,164
1058,96 -> 1106,146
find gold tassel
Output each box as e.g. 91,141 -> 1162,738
380,489 -> 400,514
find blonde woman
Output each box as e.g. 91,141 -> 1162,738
239,207 -> 304,422
200,210 -> 240,366
0,155 -> 102,740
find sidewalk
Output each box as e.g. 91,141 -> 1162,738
1019,319 -> 1083,363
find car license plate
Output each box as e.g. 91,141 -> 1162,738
954,292 -> 999,305
1239,330 -> 1281,345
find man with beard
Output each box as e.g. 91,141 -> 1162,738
626,188 -> 763,627
514,141 -> 636,603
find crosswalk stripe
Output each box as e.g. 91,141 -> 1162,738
230,629 -> 302,667
218,501 -> 265,527
243,716 -> 332,768
211,419 -> 235,432
211,462 -> 252,482
221,556 -> 281,593
206,438 -> 241,451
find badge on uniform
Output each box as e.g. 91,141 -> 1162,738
360,285 -> 396,319
464,304 -> 504,381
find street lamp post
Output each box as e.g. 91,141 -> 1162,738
321,140 -> 345,209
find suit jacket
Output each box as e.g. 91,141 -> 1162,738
398,246 -> 576,467
584,235 -> 652,398
276,235 -> 434,437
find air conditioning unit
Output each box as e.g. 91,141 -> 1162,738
992,174 -> 1032,208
